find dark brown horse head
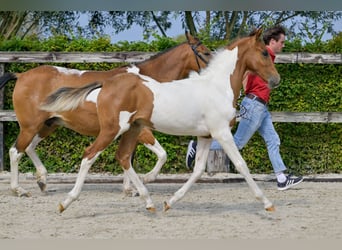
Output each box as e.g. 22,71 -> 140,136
185,31 -> 212,71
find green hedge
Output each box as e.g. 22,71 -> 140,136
1,34 -> 341,175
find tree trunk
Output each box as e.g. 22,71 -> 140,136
0,12 -> 28,40
184,11 -> 197,36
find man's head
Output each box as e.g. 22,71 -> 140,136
263,25 -> 286,53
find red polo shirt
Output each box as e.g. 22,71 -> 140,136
244,47 -> 276,103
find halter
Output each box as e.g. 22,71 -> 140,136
190,41 -> 209,71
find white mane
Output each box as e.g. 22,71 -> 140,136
194,47 -> 238,81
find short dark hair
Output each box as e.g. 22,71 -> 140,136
263,25 -> 286,45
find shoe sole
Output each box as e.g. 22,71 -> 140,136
277,178 -> 304,191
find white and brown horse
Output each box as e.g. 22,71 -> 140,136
41,29 -> 280,213
0,32 -> 211,197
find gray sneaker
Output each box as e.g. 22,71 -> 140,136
277,174 -> 303,191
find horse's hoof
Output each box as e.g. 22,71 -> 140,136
123,189 -> 139,197
265,205 -> 275,212
163,201 -> 171,212
58,203 -> 65,213
13,188 -> 32,198
146,206 -> 156,213
37,181 -> 47,192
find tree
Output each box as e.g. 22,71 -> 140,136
0,11 -> 80,40
184,11 -> 342,42
1,11 -> 341,43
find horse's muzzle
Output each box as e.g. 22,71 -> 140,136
268,75 -> 281,89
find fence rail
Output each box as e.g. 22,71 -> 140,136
0,51 -> 341,170
0,51 -> 341,64
1,110 -> 342,123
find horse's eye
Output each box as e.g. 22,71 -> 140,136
262,50 -> 269,57
203,52 -> 211,56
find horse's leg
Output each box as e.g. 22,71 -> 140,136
9,146 -> 27,197
26,124 -> 59,192
164,137 -> 211,211
122,128 -> 167,196
141,139 -> 167,183
138,128 -> 167,184
24,135 -> 47,192
116,126 -> 155,212
58,129 -> 115,213
9,129 -> 40,197
216,130 -> 274,211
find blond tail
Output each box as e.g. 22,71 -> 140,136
40,82 -> 102,112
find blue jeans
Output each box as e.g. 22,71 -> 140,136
210,96 -> 287,174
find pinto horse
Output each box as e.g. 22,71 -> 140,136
41,28 -> 280,213
0,32 -> 211,197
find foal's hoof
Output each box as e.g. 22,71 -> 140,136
146,206 -> 156,213
58,203 -> 65,213
123,189 -> 139,197
265,205 -> 276,212
37,181 -> 47,193
163,201 -> 171,212
12,188 -> 32,198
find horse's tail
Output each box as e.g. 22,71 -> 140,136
41,82 -> 102,112
0,72 -> 17,89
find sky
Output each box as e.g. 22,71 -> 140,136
80,13 -> 342,43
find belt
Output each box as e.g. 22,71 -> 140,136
246,93 -> 267,105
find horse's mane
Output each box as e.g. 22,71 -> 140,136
226,28 -> 262,49
191,48 -> 236,80
135,42 -> 186,66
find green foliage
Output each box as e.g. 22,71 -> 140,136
1,34 -> 341,175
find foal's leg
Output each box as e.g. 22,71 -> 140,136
122,128 -> 167,196
138,128 -> 167,183
164,137 -> 211,211
58,129 -> 115,213
141,139 -> 167,183
116,126 -> 155,212
216,130 -> 274,211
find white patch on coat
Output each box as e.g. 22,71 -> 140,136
126,65 -> 140,74
85,88 -> 101,104
54,66 -> 87,75
115,111 -> 137,140
130,48 -> 238,137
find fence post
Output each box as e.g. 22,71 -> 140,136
0,63 -> 4,171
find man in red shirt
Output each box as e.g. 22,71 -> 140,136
186,25 -> 303,190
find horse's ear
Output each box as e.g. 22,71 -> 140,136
255,28 -> 263,40
185,30 -> 195,44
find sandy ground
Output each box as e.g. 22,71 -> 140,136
0,172 -> 341,239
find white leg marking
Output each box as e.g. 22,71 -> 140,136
9,147 -> 28,196
216,131 -> 273,210
124,167 -> 155,210
60,151 -> 102,212
142,139 -> 167,183
25,135 -> 48,191
167,137 -> 211,208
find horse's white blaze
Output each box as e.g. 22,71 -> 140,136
54,66 -> 87,76
136,48 -> 238,136
85,88 -> 100,104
